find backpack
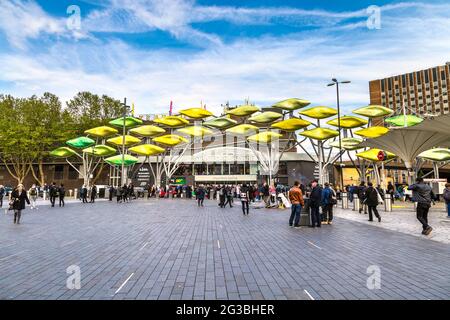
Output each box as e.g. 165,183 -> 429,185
29,188 -> 37,196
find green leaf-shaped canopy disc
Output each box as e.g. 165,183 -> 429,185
226,105 -> 260,117
105,154 -> 139,167
418,148 -> 450,162
299,106 -> 338,119
107,135 -> 141,147
354,126 -> 389,138
247,132 -> 282,143
329,138 -> 364,150
203,117 -> 237,130
84,126 -> 118,138
271,98 -> 311,111
177,126 -> 213,137
152,134 -> 188,147
82,145 -> 116,157
356,148 -> 396,162
385,115 -> 423,127
299,128 -> 339,141
270,118 -> 311,132
248,111 -> 282,124
179,108 -> 214,119
50,147 -> 77,158
353,105 -> 394,118
128,144 -> 166,156
326,116 -> 368,129
153,116 -> 190,128
225,124 -> 259,136
109,116 -> 143,128
66,136 -> 95,149
129,125 -> 166,137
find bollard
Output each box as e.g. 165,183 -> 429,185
341,192 -> 348,209
69,189 -> 73,198
74,189 -> 78,199
384,194 -> 392,212
353,197 -> 360,212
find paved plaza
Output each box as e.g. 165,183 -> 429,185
0,198 -> 449,300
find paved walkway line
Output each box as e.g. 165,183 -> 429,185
115,273 -> 134,294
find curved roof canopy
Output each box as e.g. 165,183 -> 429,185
417,148 -> 450,162
271,98 -> 310,111
129,125 -> 165,137
179,108 -> 213,119
270,118 -> 311,132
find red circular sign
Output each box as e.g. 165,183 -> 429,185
377,150 -> 386,161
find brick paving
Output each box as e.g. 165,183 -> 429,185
0,198 -> 449,300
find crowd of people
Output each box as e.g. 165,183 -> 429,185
1,179 -> 449,234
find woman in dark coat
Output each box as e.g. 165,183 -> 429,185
11,184 -> 30,224
364,182 -> 381,222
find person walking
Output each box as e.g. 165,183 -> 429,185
0,185 -> 5,208
49,182 -> 58,207
90,184 -> 97,203
116,185 -> 123,203
59,184 -> 66,207
364,182 -> 381,222
387,181 -> 395,204
357,182 -> 367,214
443,183 -> 450,218
309,180 -> 322,228
408,178 -> 435,235
321,182 -> 335,225
240,184 -> 250,215
262,182 -> 270,208
81,185 -> 88,203
11,184 -> 30,224
109,185 -> 115,201
28,184 -> 38,210
224,185 -> 233,208
196,185 -> 205,207
288,181 -> 304,228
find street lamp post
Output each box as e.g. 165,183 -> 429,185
327,79 -> 351,190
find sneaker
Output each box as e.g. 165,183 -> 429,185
424,226 -> 433,236
328,221 -> 333,225
289,224 -> 293,227
294,226 -> 301,229
378,216 -> 381,223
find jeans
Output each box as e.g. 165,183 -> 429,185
30,196 -> 37,209
14,210 -> 22,223
59,196 -> 65,207
50,196 -> 56,207
416,202 -> 431,230
289,204 -> 302,226
322,204 -> 333,222
447,203 -> 450,217
241,200 -> 249,215
197,198 -> 204,206
368,205 -> 380,221
310,206 -> 321,227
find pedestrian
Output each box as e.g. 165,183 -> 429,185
0,184 -> 5,208
109,185 -> 115,201
364,182 -> 382,222
49,182 -> 58,207
262,182 -> 270,208
90,184 -> 97,203
196,185 -> 205,207
321,182 -> 336,225
28,184 -> 38,210
408,178 -> 435,235
357,182 -> 367,214
288,181 -> 304,228
117,185 -> 123,203
10,184 -> 30,224
224,185 -> 233,208
59,183 -> 66,207
443,183 -> 450,219
309,180 -> 322,228
387,181 -> 395,204
81,185 -> 88,203
240,184 -> 250,215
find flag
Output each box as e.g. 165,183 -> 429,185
169,101 -> 173,115
131,103 -> 135,116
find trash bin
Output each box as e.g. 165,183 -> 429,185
353,197 -> 360,212
300,198 -> 311,226
341,192 -> 348,209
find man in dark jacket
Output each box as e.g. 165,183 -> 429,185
357,182 -> 367,214
196,185 -> 206,207
364,182 -> 381,222
90,184 -> 97,203
49,182 -> 58,207
444,183 -> 450,218
321,182 -> 335,224
387,181 -> 395,204
408,178 -> 435,235
59,184 -> 66,207
81,185 -> 88,203
309,180 -> 322,228
262,182 -> 270,208
0,185 -> 5,208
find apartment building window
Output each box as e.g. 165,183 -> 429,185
388,78 -> 392,90
424,71 -> 429,83
54,165 -> 64,180
68,166 -> 78,180
432,68 -> 438,82
381,80 -> 385,92
441,70 -> 446,80
416,72 -> 422,84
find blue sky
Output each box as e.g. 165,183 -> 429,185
0,0 -> 449,115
